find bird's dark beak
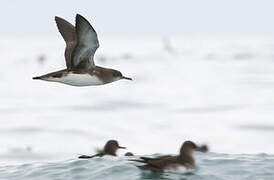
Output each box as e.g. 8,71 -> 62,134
122,76 -> 132,81
195,145 -> 208,152
118,146 -> 126,149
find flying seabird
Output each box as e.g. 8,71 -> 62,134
33,14 -> 132,86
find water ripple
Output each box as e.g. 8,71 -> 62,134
0,153 -> 273,180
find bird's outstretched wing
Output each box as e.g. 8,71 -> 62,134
140,155 -> 172,161
78,153 -> 102,159
55,16 -> 77,69
71,14 -> 99,70
131,155 -> 176,170
130,155 -> 172,163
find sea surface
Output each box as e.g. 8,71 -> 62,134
1,35 -> 274,179
0,153 -> 274,180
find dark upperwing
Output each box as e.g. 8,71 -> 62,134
140,155 -> 173,162
130,155 -> 172,163
131,155 -> 178,172
55,16 -> 77,70
71,14 -> 99,70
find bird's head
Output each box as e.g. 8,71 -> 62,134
112,70 -> 132,81
104,140 -> 126,155
180,141 -> 208,156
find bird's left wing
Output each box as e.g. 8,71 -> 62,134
55,16 -> 77,69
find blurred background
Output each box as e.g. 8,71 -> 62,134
1,0 -> 274,164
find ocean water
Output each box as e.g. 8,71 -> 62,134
1,35 -> 274,179
0,153 -> 274,180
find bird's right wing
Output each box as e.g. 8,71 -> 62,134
140,155 -> 172,162
71,14 -> 99,70
130,155 -> 173,169
130,155 -> 172,163
144,156 -> 177,169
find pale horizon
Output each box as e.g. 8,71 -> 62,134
2,0 -> 274,36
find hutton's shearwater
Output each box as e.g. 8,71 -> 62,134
78,140 -> 126,159
33,14 -> 132,86
131,141 -> 208,172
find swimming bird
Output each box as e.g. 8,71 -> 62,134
131,141 -> 208,172
78,140 -> 126,159
33,14 -> 132,86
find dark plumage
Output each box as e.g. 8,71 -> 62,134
78,140 -> 126,159
55,16 -> 77,69
33,14 -> 132,86
131,141 -> 208,172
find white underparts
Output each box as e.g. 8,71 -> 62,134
43,73 -> 104,86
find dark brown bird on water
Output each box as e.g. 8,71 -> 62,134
131,141 -> 208,172
78,140 -> 126,159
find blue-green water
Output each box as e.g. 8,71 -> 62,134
1,153 -> 273,180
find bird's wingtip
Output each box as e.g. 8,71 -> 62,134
75,14 -> 81,20
76,14 -> 82,18
55,16 -> 62,21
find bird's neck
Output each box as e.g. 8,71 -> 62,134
104,149 -> 117,156
179,151 -> 195,166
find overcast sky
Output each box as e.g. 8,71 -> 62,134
1,0 -> 274,36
